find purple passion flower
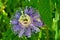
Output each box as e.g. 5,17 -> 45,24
10,6 -> 44,37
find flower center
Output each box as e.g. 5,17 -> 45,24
19,14 -> 32,27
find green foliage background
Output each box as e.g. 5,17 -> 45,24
0,0 -> 60,40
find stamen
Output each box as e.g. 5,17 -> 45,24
21,11 -> 24,15
21,10 -> 25,16
23,19 -> 28,21
19,14 -> 32,27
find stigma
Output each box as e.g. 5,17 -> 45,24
18,11 -> 32,27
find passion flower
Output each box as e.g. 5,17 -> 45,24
10,6 -> 44,37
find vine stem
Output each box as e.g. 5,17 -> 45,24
53,3 -> 59,40
38,30 -> 42,40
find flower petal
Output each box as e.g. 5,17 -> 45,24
28,7 -> 34,14
31,12 -> 43,27
24,6 -> 34,16
15,11 -> 21,19
24,6 -> 29,14
33,19 -> 43,27
18,28 -> 25,37
30,24 -> 40,33
10,20 -> 18,25
25,27 -> 31,37
13,25 -> 20,31
32,13 -> 40,18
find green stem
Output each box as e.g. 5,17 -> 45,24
38,30 -> 42,40
54,3 -> 59,40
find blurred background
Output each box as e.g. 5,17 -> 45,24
0,0 -> 60,40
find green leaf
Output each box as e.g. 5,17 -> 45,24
2,28 -> 20,40
38,0 -> 52,27
56,0 -> 60,29
56,0 -> 60,14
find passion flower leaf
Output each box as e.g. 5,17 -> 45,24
56,0 -> 60,14
38,0 -> 53,27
